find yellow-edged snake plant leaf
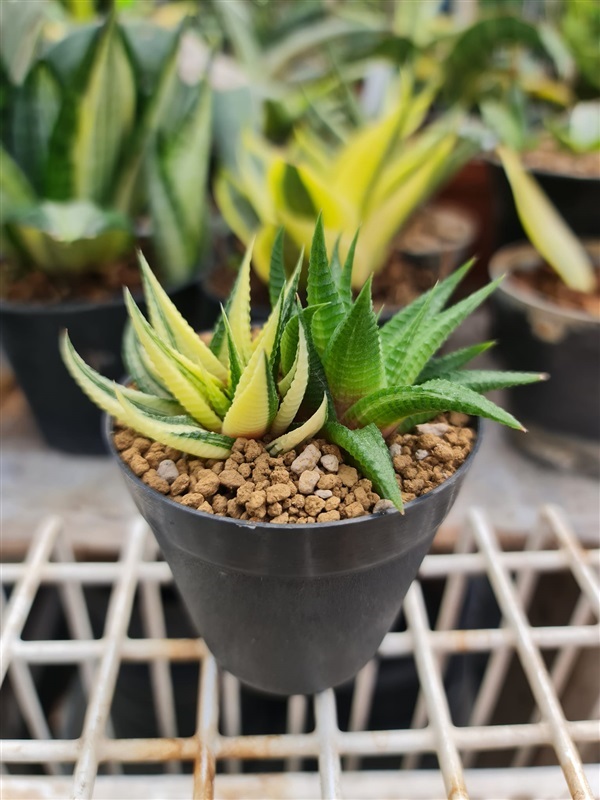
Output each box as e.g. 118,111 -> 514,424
497,146 -> 595,293
46,15 -> 136,204
353,134 -> 456,287
322,278 -> 385,413
214,170 -> 261,246
267,393 -> 328,456
114,389 -> 233,460
323,421 -> 404,512
137,251 -> 228,382
221,352 -> 278,439
125,290 -> 223,431
344,379 -> 525,433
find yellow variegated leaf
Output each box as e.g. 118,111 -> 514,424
330,103 -> 406,209
251,288 -> 283,355
278,336 -> 301,397
267,394 -> 328,456
221,354 -> 273,438
61,332 -> 127,421
228,240 -> 254,364
293,126 -> 332,173
115,390 -> 232,459
253,224 -> 280,285
138,252 -> 228,383
398,78 -> 440,140
239,130 -> 278,223
125,291 -> 222,431
270,325 -> 309,436
294,164 -> 354,229
353,134 -> 456,288
497,146 -> 595,292
214,171 -> 257,244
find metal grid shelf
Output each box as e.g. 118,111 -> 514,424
1,505 -> 599,799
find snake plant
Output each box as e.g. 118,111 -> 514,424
215,78 -> 474,290
62,218 -> 543,513
1,14 -> 211,284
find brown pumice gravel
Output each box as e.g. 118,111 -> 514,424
114,414 -> 475,523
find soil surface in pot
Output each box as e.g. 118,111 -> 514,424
113,414 -> 475,524
0,255 -> 146,304
206,205 -> 474,313
510,263 -> 600,318
520,136 -> 600,179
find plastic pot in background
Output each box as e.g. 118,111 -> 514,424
0,280 -> 205,455
489,241 -> 600,476
489,162 -> 600,246
105,417 -> 481,696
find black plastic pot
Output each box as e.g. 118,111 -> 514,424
489,161 -> 600,246
489,242 -> 600,474
105,417 -> 481,696
0,280 -> 205,455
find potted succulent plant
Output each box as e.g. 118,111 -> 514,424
0,15 -> 212,453
488,151 -> 599,475
61,219 -> 542,695
210,81 -> 476,319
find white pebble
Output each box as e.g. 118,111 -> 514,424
415,449 -> 429,461
320,454 -> 339,472
157,459 -> 179,484
373,499 -> 396,514
416,422 -> 449,437
291,443 -> 321,474
298,469 -> 321,494
315,489 -> 333,499
389,443 -> 403,457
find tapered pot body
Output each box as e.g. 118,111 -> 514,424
0,280 -> 204,455
489,242 -> 600,473
106,418 -> 480,695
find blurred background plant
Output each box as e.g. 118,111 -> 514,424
0,5 -> 212,293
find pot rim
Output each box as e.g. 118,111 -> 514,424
489,240 -> 600,327
104,414 -> 482,532
484,150 -> 600,183
0,273 -> 199,316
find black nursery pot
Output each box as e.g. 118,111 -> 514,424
0,280 -> 203,455
489,242 -> 600,474
106,418 -> 480,696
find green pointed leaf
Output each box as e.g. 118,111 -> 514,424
384,290 -> 435,384
323,277 -> 385,410
323,421 -> 403,512
12,61 -> 61,193
221,310 -> 243,394
344,379 -> 524,432
497,146 -> 595,293
307,214 -> 346,357
392,277 -> 502,386
416,342 -> 495,383
380,259 -> 474,356
268,227 -> 286,310
0,144 -> 36,223
113,22 -> 182,213
338,229 -> 358,311
437,370 -> 547,393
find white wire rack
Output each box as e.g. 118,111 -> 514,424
1,505 -> 599,800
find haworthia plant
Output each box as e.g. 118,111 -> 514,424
62,220 -> 544,514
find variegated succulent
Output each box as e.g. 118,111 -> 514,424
61,218 -> 543,512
